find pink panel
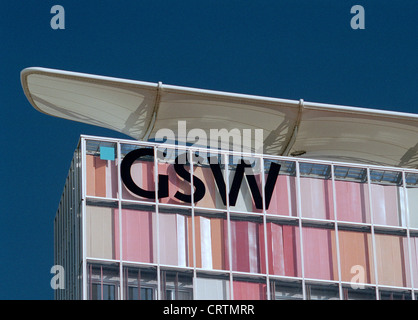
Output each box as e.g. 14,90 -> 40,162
193,166 -> 218,209
121,209 -> 154,263
122,160 -> 155,201
233,281 -> 266,300
412,238 -> 418,289
303,227 -> 336,280
300,178 -> 334,220
371,184 -> 400,226
230,221 -> 250,272
158,163 -> 192,205
266,175 -> 297,216
265,223 -> 301,277
267,223 -> 285,275
282,225 -> 301,277
230,221 -> 262,273
335,180 -> 369,223
159,213 -> 178,265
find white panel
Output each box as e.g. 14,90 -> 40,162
86,206 -> 114,259
407,188 -> 418,228
200,217 -> 212,269
195,278 -> 230,300
176,214 -> 187,267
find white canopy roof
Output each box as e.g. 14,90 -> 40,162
21,67 -> 418,168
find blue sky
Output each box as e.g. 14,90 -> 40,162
0,1 -> 416,299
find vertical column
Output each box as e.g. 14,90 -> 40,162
295,160 -> 306,299
331,164 -> 343,299
81,137 -> 88,300
260,157 -> 270,300
117,142 -> 123,300
403,171 -> 415,299
224,152 -> 234,300
367,167 -> 379,299
189,148 -> 197,299
154,146 -> 161,300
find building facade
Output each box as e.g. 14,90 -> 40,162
20,66 -> 418,300
54,135 -> 418,300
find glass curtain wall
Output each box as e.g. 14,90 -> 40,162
70,136 -> 418,300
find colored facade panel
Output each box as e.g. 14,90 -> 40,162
302,227 -> 337,281
334,180 -> 370,224
337,230 -> 374,284
264,223 -> 301,277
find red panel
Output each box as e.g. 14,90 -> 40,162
231,221 -> 250,272
283,225 -> 301,277
233,281 -> 266,300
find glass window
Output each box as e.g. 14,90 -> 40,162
160,270 -> 193,300
194,211 -> 228,271
88,264 -> 120,300
265,221 -> 301,277
334,166 -> 370,224
410,236 -> 418,289
299,163 -> 334,220
192,153 -> 228,211
120,144 -> 156,202
229,217 -> 265,274
91,283 -> 116,300
86,140 -> 118,199
158,208 -> 193,267
370,169 -> 405,227
374,233 -> 410,287
123,267 -> 157,300
262,159 -> 297,217
157,147 -> 194,206
379,289 -> 412,300
270,280 -> 303,300
302,226 -> 337,281
406,173 -> 418,229
338,229 -> 374,284
86,202 -> 119,260
226,156 -> 264,214
342,286 -> 376,300
195,275 -> 230,300
120,203 -> 156,264
306,283 -> 339,300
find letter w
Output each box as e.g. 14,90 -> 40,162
208,157 -> 280,209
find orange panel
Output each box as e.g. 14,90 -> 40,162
86,155 -> 96,195
193,166 -> 217,208
211,218 -> 226,270
94,157 -> 107,197
338,230 -> 373,284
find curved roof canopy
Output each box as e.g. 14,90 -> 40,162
21,67 -> 418,168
